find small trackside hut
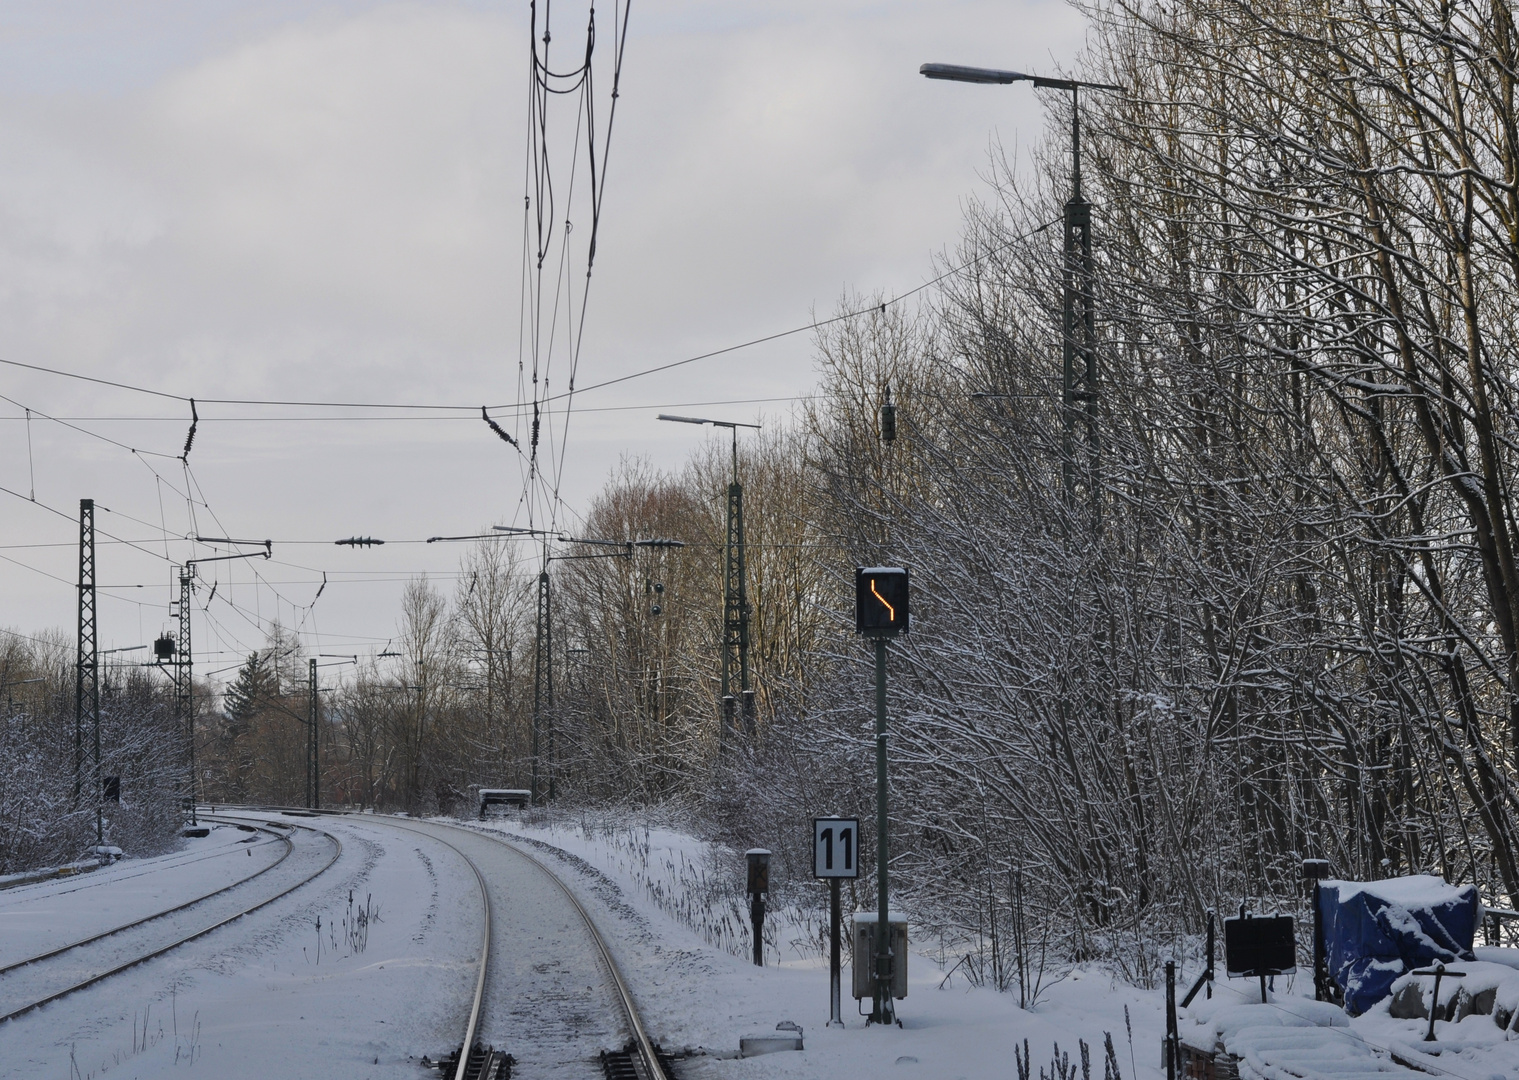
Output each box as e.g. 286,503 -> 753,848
477,788 -> 532,818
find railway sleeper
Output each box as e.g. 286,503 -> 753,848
599,1043 -> 681,1080
423,1044 -> 511,1079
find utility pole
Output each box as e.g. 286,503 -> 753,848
532,570 -> 553,803
76,499 -> 100,842
483,643 -> 496,778
159,543 -> 265,820
176,565 -> 196,826
657,414 -> 760,748
307,658 -> 318,810
538,536 -> 684,796
501,646 -> 512,779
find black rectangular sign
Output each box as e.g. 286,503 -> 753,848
855,567 -> 909,638
1224,914 -> 1296,977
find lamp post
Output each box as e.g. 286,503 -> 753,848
658,414 -> 761,747
2,675 -> 43,718
920,63 -> 1122,497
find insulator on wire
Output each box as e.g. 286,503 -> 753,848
181,399 -> 199,460
482,406 -> 519,449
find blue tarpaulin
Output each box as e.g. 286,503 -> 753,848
1318,875 -> 1479,1015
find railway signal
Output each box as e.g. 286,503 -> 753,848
855,567 -> 909,637
855,566 -> 909,1025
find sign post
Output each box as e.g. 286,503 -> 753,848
855,567 -> 909,1026
746,849 -> 771,966
1301,858 -> 1334,1002
814,817 -> 860,1027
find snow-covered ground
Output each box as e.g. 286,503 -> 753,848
2,808 -> 1516,1080
0,820 -> 286,966
477,813 -> 1519,1080
471,814 -> 1172,1078
0,812 -> 481,1079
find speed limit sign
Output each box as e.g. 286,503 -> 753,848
814,818 -> 860,878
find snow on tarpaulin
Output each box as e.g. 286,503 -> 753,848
1319,874 -> 1479,1015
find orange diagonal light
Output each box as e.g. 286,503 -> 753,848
870,579 -> 895,621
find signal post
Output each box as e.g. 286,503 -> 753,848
855,566 -> 909,1025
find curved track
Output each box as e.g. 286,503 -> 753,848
0,818 -> 292,977
348,812 -> 670,1080
482,826 -> 669,1080
358,816 -> 498,1080
0,817 -> 342,1025
0,822 -> 290,901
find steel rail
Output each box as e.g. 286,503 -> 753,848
0,823 -> 288,899
245,808 -> 668,1079
0,819 -> 342,1025
0,819 -> 292,976
490,832 -> 668,1080
357,816 -> 492,1080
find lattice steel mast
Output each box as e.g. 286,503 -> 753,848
176,566 -> 196,826
918,64 -> 1123,496
722,437 -> 754,740
656,414 -> 760,750
532,568 -> 553,803
308,657 -> 319,810
75,499 -> 100,842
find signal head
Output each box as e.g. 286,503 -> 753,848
855,567 -> 909,638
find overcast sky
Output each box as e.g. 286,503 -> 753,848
0,0 -> 1084,682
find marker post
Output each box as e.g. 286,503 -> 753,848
814,817 -> 859,1026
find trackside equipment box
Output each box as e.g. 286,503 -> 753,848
851,912 -> 908,1000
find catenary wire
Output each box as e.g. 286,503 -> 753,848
0,219 -> 1055,413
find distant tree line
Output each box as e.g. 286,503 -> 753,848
0,630 -> 184,873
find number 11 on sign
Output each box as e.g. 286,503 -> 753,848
815,817 -> 859,1027
818,823 -> 853,874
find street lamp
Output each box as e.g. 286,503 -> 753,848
658,414 -> 761,746
920,62 -> 1123,496
2,675 -> 44,718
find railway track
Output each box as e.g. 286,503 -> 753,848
2,806 -> 673,1077
0,820 -> 289,900
0,816 -> 342,1025
335,812 -> 674,1080
0,818 -> 292,977
369,816 -> 503,1080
